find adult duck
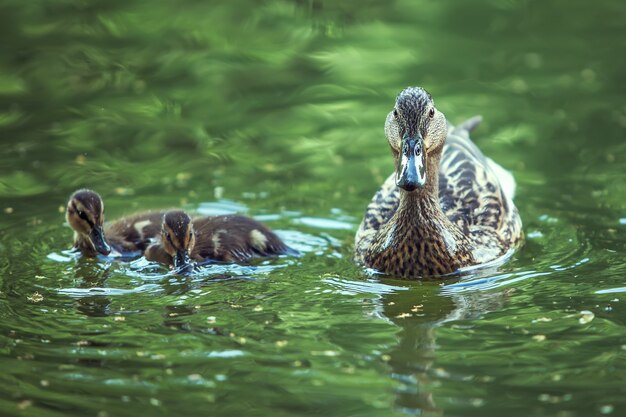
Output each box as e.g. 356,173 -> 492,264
354,87 -> 523,278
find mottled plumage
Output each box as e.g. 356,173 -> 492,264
145,211 -> 294,271
355,87 -> 523,278
104,211 -> 165,254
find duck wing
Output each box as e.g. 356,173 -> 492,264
438,117 -> 522,261
354,173 -> 400,263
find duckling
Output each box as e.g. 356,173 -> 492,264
354,87 -> 523,278
66,189 -> 164,257
144,210 -> 294,272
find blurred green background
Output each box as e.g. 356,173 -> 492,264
0,0 -> 624,416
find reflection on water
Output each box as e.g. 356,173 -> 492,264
1,0 -> 625,416
322,275 -> 514,414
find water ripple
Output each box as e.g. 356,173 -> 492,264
293,216 -> 355,231
57,283 -> 163,297
442,270 -> 552,294
196,200 -> 249,216
322,277 -> 408,296
595,287 -> 626,294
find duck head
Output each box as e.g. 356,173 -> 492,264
66,189 -> 111,255
161,210 -> 196,273
384,87 -> 447,192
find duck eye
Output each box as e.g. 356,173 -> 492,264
428,108 -> 435,119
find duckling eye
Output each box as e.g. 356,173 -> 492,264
78,210 -> 87,221
428,108 -> 435,119
393,109 -> 399,119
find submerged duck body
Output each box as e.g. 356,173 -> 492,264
355,87 -> 523,278
145,210 -> 295,272
66,189 -> 164,257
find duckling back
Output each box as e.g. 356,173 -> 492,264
104,211 -> 165,255
192,215 -> 293,263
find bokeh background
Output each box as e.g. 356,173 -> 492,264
0,0 -> 624,416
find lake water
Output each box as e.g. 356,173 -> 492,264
0,1 -> 624,416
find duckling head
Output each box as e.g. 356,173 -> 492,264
161,210 -> 196,273
66,189 -> 111,255
384,86 -> 447,192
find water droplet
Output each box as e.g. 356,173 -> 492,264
600,404 -> 614,414
579,310 -> 594,324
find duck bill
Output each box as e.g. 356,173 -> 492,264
396,134 -> 427,192
173,250 -> 194,274
89,226 -> 111,256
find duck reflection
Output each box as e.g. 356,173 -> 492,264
378,280 -> 511,415
72,260 -> 114,317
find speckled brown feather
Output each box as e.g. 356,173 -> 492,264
191,215 -> 292,263
104,211 -> 166,253
355,115 -> 523,278
439,120 -> 522,263
363,192 -> 475,276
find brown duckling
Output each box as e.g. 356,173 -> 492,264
144,210 -> 294,272
354,87 -> 523,278
66,189 -> 164,257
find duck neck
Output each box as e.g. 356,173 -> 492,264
396,188 -> 441,226
375,181 -> 469,277
73,232 -> 96,257
423,148 -> 442,195
395,149 -> 453,232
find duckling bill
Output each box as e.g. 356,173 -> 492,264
145,210 -> 294,272
354,86 -> 523,278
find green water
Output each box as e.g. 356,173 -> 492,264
1,0 -> 625,416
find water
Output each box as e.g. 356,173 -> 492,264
1,0 -> 625,416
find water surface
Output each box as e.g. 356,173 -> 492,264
1,1 -> 625,416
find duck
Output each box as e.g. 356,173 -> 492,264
354,86 -> 523,278
66,189 -> 164,257
144,210 -> 295,272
